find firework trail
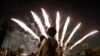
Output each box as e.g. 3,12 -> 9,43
64,23 -> 81,50
69,30 -> 98,50
11,9 -> 99,53
55,11 -> 60,43
11,18 -> 40,40
60,17 -> 70,46
31,11 -> 47,38
41,8 -> 51,28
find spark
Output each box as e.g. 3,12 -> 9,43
41,8 -> 51,28
64,23 -> 81,50
69,30 -> 99,50
31,11 -> 47,38
55,11 -> 61,44
11,18 -> 40,40
60,17 -> 70,46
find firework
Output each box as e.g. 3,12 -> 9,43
55,11 -> 61,43
41,8 -> 51,28
64,23 -> 81,50
31,11 -> 47,38
11,8 -> 99,53
60,17 -> 70,46
69,30 -> 98,50
11,18 -> 40,40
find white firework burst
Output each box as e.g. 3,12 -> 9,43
11,8 -> 99,52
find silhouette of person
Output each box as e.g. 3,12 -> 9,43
38,27 -> 58,56
38,35 -> 46,48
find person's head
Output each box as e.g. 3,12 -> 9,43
31,53 -> 35,55
40,35 -> 45,42
47,27 -> 56,37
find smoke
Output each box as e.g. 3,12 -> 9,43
2,29 -> 40,54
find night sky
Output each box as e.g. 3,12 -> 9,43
0,0 -> 100,53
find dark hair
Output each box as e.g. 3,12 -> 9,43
40,35 -> 45,42
31,53 -> 35,55
47,27 -> 56,37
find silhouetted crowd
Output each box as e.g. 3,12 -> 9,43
0,27 -> 62,56
0,27 -> 100,56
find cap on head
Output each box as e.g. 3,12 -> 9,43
47,27 -> 56,37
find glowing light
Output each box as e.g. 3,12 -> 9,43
41,8 -> 51,28
11,18 -> 40,40
10,8 -> 99,54
64,23 -> 81,50
55,11 -> 60,43
69,30 -> 99,50
31,11 -> 47,38
21,53 -> 28,56
60,17 -> 70,46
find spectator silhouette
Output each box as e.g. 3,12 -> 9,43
38,27 -> 58,56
